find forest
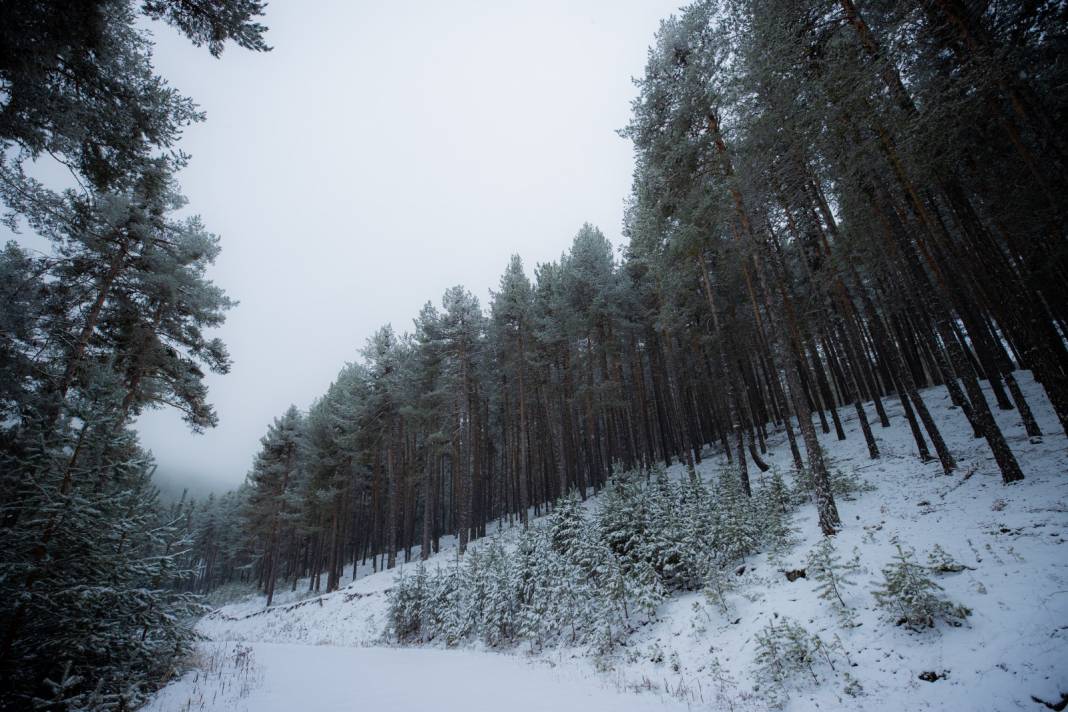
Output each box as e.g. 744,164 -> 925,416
0,0 -> 1066,710
183,0 -> 1066,599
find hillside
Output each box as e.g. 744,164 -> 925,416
147,372 -> 1068,711
4,2 -> 1066,709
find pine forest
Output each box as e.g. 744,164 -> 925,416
1,1 -> 1066,710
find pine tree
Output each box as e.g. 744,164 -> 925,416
753,616 -> 840,707
643,471 -> 692,589
91,1 -> 1068,683
872,543 -> 971,631
757,467 -> 795,558
712,467 -> 759,566
806,537 -> 861,625
438,287 -> 485,553
490,255 -> 535,527
245,406 -> 304,607
515,526 -> 553,648
0,1 -> 268,191
0,369 -> 203,709
0,2 -> 270,703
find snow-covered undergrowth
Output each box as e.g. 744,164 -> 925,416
385,468 -> 790,653
146,642 -> 262,711
150,372 -> 1068,711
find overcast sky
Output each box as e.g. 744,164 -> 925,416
138,0 -> 682,497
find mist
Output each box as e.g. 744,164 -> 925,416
136,1 -> 682,496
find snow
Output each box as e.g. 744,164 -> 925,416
144,642 -> 689,711
147,372 -> 1068,711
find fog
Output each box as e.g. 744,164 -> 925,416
136,0 -> 682,498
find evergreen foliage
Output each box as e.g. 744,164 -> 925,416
872,543 -> 971,631
806,537 -> 861,625
926,544 -> 969,574
4,0 -> 1064,700
794,464 -> 876,504
759,468 -> 795,558
0,1 -> 267,705
752,615 -> 857,708
0,381 -> 205,709
387,466 -> 798,652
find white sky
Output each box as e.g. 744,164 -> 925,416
137,0 -> 682,497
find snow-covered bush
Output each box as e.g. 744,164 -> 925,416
644,469 -> 704,588
0,380 -> 204,710
386,565 -> 429,640
702,565 -> 736,616
598,472 -> 647,564
711,467 -> 760,565
387,503 -> 660,651
387,465 -> 797,653
872,543 -> 971,631
756,468 -> 797,558
477,539 -> 519,645
752,615 -> 853,707
806,537 -> 861,625
926,544 -> 968,574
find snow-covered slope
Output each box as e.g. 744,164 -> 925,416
148,372 -> 1068,711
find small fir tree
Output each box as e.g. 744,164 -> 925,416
872,543 -> 971,631
806,537 -> 861,625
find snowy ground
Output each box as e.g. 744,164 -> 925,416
144,642 -> 689,712
147,372 -> 1068,711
